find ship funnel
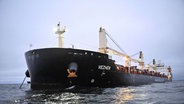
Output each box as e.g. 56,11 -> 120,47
99,27 -> 107,53
54,22 -> 66,48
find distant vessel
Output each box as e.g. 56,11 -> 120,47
25,23 -> 172,89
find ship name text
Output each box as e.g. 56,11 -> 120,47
98,65 -> 111,70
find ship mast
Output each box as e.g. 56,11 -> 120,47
55,22 -> 66,48
99,27 -> 107,53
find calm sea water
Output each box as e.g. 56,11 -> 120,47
0,80 -> 183,104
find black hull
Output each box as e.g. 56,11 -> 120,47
25,48 -> 171,89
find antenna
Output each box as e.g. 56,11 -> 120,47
54,22 -> 66,48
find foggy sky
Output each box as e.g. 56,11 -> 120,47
0,0 -> 184,83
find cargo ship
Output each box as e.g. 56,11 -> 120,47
25,23 -> 172,89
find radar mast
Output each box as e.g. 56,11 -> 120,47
55,22 -> 66,48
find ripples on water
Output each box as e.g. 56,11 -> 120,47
0,80 -> 184,104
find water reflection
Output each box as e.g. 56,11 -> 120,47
2,81 -> 183,104
22,87 -> 105,103
16,85 -> 141,104
114,87 -> 135,104
23,90 -> 83,103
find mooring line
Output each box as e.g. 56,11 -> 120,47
19,76 -> 26,89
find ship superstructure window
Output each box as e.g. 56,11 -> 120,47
85,52 -> 88,55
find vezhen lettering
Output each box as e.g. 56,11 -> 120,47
98,65 -> 111,70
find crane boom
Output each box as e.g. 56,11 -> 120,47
98,27 -> 144,69
106,47 -> 144,68
98,27 -> 144,68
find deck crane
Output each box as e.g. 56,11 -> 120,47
98,27 -> 144,69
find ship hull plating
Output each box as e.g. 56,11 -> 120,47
25,48 -> 170,89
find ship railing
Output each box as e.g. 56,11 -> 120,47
116,65 -> 168,78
